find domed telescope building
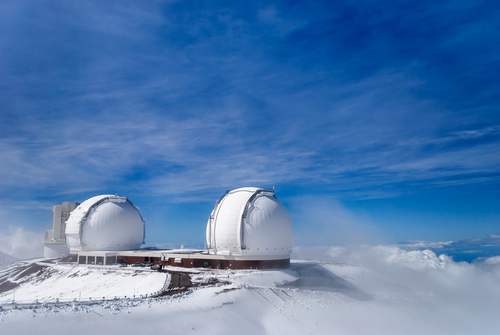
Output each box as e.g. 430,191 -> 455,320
65,195 -> 146,254
44,188 -> 293,269
205,187 -> 293,268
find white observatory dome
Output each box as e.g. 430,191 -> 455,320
65,195 -> 145,253
206,187 -> 293,257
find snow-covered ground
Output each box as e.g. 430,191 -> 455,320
1,246 -> 499,335
0,260 -> 168,303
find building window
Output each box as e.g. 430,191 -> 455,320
106,256 -> 116,265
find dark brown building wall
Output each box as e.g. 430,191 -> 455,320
170,258 -> 289,270
77,254 -> 290,270
159,258 -> 194,268
214,258 -> 290,270
118,256 -> 146,264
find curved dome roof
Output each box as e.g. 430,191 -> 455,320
206,187 -> 293,257
66,195 -> 145,253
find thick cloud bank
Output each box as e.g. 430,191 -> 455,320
1,245 -> 499,334
399,235 -> 500,262
293,244 -> 500,329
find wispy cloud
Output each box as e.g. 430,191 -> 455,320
0,1 -> 498,239
286,195 -> 382,246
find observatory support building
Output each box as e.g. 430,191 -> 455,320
45,188 -> 293,270
43,201 -> 79,258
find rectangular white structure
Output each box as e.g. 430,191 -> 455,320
43,201 -> 79,258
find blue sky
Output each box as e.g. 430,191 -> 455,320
0,0 -> 499,251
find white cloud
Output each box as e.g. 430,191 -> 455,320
452,125 -> 500,140
287,196 -> 382,246
293,245 -> 351,261
0,226 -> 44,259
292,244 -> 500,307
484,256 -> 500,265
368,245 -> 452,270
401,240 -> 454,249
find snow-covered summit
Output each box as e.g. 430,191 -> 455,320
1,248 -> 500,335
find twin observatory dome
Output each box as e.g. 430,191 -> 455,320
44,187 -> 293,269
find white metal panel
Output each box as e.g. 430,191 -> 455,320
81,201 -> 143,251
212,189 -> 254,254
207,187 -> 293,258
66,235 -> 80,252
43,243 -> 70,258
243,194 -> 293,255
65,195 -> 144,253
65,195 -> 111,252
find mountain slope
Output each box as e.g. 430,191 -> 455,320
1,253 -> 499,335
0,251 -> 16,269
0,260 -> 168,302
